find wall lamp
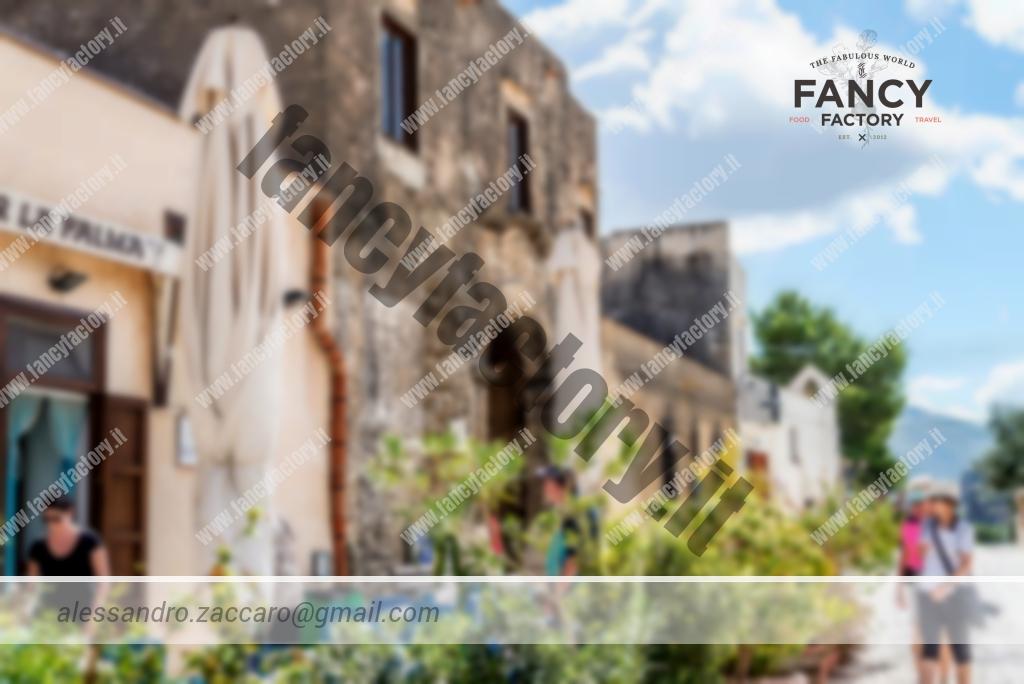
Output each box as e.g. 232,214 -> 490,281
48,267 -> 88,293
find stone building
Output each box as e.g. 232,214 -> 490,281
601,222 -> 843,512
602,222 -> 747,379
595,223 -> 745,504
2,0 -> 597,573
592,319 -> 739,504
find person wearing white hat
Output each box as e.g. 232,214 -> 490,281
917,481 -> 974,684
907,475 -> 934,495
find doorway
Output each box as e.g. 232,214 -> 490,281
5,390 -> 90,573
0,294 -> 150,576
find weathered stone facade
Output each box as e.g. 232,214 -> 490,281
1,0 -> 597,572
597,223 -> 745,504
602,222 -> 747,379
593,319 -> 738,505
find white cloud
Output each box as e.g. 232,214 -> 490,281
908,362 -> 1024,423
911,374 -> 967,395
964,117 -> 1024,201
907,375 -> 983,422
963,0 -> 1024,52
887,204 -> 923,244
629,0 -> 673,27
522,0 -> 633,39
731,178 -> 929,253
615,0 -> 813,134
914,0 -> 1024,53
975,359 -> 1024,410
905,0 -> 962,23
574,29 -> 653,82
550,0 -> 1024,253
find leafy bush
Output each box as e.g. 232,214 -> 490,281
183,644 -> 260,683
176,434 -> 899,683
371,432 -> 527,575
800,495 -> 899,573
0,643 -> 84,683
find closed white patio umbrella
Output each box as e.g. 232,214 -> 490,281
178,26 -> 291,575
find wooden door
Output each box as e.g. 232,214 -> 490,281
91,396 -> 147,575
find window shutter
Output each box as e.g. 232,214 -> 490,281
92,395 -> 147,575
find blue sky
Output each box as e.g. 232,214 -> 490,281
505,0 -> 1024,424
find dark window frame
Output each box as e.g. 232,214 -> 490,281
0,295 -> 106,394
380,16 -> 419,152
507,110 -> 532,214
580,208 -> 595,239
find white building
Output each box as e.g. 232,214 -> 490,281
738,365 -> 843,512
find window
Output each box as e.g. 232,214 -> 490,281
163,210 -> 187,244
685,250 -> 713,276
802,379 -> 820,398
659,419 -> 681,497
507,111 -> 532,214
176,412 -> 197,467
580,208 -> 595,239
381,17 -> 417,150
6,317 -> 95,383
747,451 -> 769,472
711,421 -> 723,447
689,418 -> 701,456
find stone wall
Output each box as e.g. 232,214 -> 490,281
593,319 -> 738,506
0,0 -> 597,572
602,222 -> 747,379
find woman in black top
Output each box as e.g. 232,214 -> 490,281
27,496 -> 109,577
27,496 -> 109,679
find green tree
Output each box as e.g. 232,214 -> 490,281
750,291 -> 906,484
981,406 -> 1024,490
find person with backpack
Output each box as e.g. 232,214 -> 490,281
917,482 -> 973,684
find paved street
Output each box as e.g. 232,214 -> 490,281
836,545 -> 1024,683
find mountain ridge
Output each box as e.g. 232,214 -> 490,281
888,405 -> 992,482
